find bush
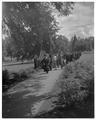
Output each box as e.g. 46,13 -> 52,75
2,69 -> 10,85
57,57 -> 94,107
20,71 -> 28,79
2,70 -> 29,92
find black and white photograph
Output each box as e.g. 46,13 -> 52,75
2,1 -> 94,118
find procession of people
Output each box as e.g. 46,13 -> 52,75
34,52 -> 64,73
33,50 -> 81,73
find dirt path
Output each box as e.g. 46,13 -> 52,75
2,69 -> 62,118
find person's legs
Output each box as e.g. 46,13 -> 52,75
57,59 -> 59,68
50,63 -> 52,70
34,60 -> 36,69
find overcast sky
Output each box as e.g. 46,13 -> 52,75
56,2 -> 94,40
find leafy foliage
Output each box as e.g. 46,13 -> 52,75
57,52 -> 94,107
2,69 -> 10,85
2,2 -> 74,60
70,35 -> 94,52
2,69 -> 29,92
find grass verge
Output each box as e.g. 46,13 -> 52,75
36,52 -> 94,118
2,67 -> 36,92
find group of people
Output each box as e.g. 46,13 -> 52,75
34,53 -> 66,73
34,51 -> 81,73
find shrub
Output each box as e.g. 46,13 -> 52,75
2,69 -> 29,92
20,71 -> 28,79
57,56 -> 94,108
12,73 -> 20,81
2,69 -> 10,85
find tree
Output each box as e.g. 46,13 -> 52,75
52,35 -> 69,53
69,35 -> 94,52
2,2 -> 74,59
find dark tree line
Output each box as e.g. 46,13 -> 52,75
70,35 -> 94,52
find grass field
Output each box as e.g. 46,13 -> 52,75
3,63 -> 34,73
78,50 -> 94,64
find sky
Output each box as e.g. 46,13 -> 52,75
56,2 -> 94,40
2,2 -> 94,40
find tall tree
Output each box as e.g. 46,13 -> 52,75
2,2 -> 74,59
70,35 -> 78,52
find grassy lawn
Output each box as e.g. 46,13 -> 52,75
3,63 -> 34,73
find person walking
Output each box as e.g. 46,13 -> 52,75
34,55 -> 38,69
48,54 -> 53,71
53,54 -> 57,69
41,54 -> 49,73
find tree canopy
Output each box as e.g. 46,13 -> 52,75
2,2 -> 74,59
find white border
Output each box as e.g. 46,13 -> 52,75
0,0 -> 2,119
0,1 -> 95,120
94,1 -> 96,119
1,0 -> 96,2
